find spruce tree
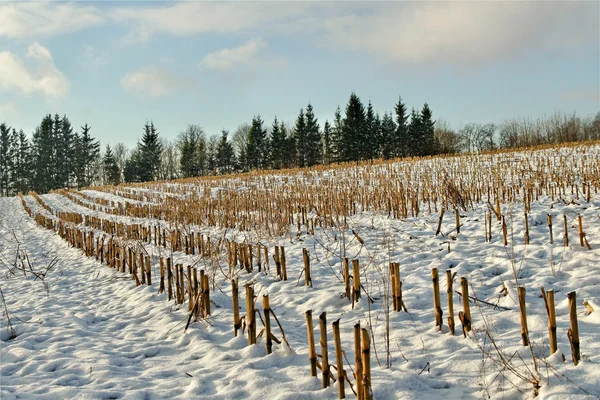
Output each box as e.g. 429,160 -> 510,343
246,116 -> 268,170
380,113 -> 397,159
408,108 -> 423,156
293,109 -> 307,167
420,103 -> 436,155
75,123 -> 100,188
364,101 -> 378,160
331,106 -> 343,163
8,128 -> 19,195
14,130 -> 31,193
178,125 -> 205,178
283,122 -> 296,169
54,115 -> 75,188
137,122 -> 162,182
103,144 -> 121,185
323,120 -> 332,164
32,115 -> 54,193
0,123 -> 15,196
216,130 -> 235,174
374,112 -> 382,159
304,103 -> 321,167
393,97 -> 409,158
123,149 -> 141,183
269,117 -> 286,169
342,92 -> 366,162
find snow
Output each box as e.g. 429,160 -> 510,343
2,145 -> 600,399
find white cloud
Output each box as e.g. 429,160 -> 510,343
111,2 -> 318,44
0,2 -> 103,39
200,38 -> 286,72
111,1 -> 597,67
0,43 -> 69,99
121,66 -> 181,98
321,2 -> 599,66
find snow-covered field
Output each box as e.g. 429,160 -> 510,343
1,145 -> 600,399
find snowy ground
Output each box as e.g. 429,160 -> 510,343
1,147 -> 600,399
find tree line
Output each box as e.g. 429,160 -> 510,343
1,92 -> 599,195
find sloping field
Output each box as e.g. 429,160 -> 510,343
1,144 -> 600,399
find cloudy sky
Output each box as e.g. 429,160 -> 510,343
0,1 -> 598,147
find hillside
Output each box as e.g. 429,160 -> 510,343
1,145 -> 600,399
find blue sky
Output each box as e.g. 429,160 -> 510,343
0,1 -> 598,148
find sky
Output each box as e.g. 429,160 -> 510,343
0,1 -> 599,148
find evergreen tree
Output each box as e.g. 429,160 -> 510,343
31,115 -> 54,193
420,103 -> 436,155
269,117 -> 286,169
331,106 -> 343,163
408,108 -> 422,156
246,116 -> 268,170
304,103 -> 321,167
55,115 -> 75,188
282,122 -> 296,169
137,122 -> 162,182
205,136 -> 218,175
103,145 -> 121,185
178,125 -> 205,178
374,112 -> 382,158
293,108 -> 307,167
0,123 -> 15,196
49,114 -> 61,189
123,149 -> 141,183
75,123 -> 100,188
8,128 -> 19,195
342,92 -> 366,162
364,101 -> 379,160
216,130 -> 235,174
14,130 -> 31,193
380,113 -> 397,160
393,97 -> 409,158
323,120 -> 332,164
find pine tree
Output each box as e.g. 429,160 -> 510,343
269,117 -> 286,169
408,108 -> 422,156
380,113 -> 397,160
14,130 -> 31,193
216,130 -> 235,174
293,108 -> 307,167
374,112 -> 382,159
32,115 -> 54,193
342,92 -> 366,162
137,122 -> 162,182
103,144 -> 121,185
0,123 -> 15,196
323,120 -> 332,164
420,103 -> 436,155
49,114 -> 59,189
282,122 -> 296,169
304,103 -> 321,167
364,101 -> 378,160
8,128 -> 19,195
178,125 -> 205,178
246,116 -> 268,170
393,97 -> 409,158
331,106 -> 343,163
123,149 -> 141,183
54,115 -> 75,188
205,136 -> 218,175
75,123 -> 100,188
